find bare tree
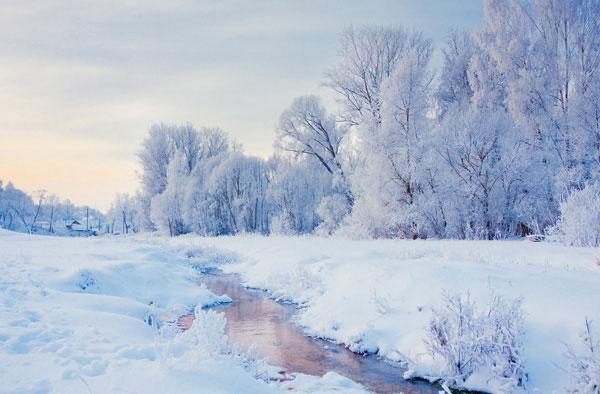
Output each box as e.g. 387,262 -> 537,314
276,95 -> 353,205
137,123 -> 176,199
170,123 -> 203,175
324,25 -> 431,125
11,189 -> 45,234
46,194 -> 60,233
200,127 -> 229,159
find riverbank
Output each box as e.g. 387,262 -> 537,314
0,230 -> 369,394
161,234 -> 600,393
199,269 -> 440,394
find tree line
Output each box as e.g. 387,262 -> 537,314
4,1 -> 597,242
0,181 -> 104,235
108,0 -> 600,241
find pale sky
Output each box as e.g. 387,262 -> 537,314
0,0 -> 483,212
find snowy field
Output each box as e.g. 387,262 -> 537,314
160,234 -> 600,393
0,230 -> 366,394
2,229 -> 599,394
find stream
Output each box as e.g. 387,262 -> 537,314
197,269 -> 441,394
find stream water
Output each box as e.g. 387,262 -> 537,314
197,269 -> 441,394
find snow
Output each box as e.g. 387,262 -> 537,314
3,228 -> 599,393
162,234 -> 600,393
0,230 -> 369,394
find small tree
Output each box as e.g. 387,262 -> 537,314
6,186 -> 44,234
46,194 -> 59,233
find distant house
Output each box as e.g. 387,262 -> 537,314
65,220 -> 81,230
65,220 -> 96,236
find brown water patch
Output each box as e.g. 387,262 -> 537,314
198,269 -> 441,394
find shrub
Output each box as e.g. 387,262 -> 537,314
230,343 -> 270,381
425,291 -> 526,392
483,296 -> 526,390
154,306 -> 228,367
154,305 -> 270,378
565,319 -> 600,394
550,184 -> 600,247
425,291 -> 483,383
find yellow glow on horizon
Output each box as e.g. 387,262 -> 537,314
0,137 -> 138,212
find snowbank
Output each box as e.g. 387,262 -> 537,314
0,230 -> 369,394
163,234 -> 600,393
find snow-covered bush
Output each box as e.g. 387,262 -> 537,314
154,305 -> 270,379
483,296 -> 527,391
173,244 -> 238,270
565,319 -> 600,394
425,291 -> 483,383
155,306 -> 229,366
180,307 -> 229,358
550,184 -> 600,247
315,194 -> 350,236
267,265 -> 322,304
425,291 -> 526,392
230,343 -> 270,381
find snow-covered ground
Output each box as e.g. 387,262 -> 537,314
161,234 -> 600,393
0,230 -> 368,394
2,229 -> 598,393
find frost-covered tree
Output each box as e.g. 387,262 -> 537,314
170,123 -> 204,176
183,155 -> 224,235
0,182 -> 102,236
276,96 -> 344,175
0,181 -> 13,230
570,0 -> 600,186
201,127 -> 230,160
268,156 -> 331,235
151,154 -> 189,237
436,30 -> 476,118
275,95 -> 354,233
129,11 -> 600,243
60,199 -> 75,222
429,8 -> 574,237
22,189 -> 45,234
4,184 -> 37,234
207,153 -> 270,235
276,95 -> 352,201
137,123 -> 229,231
434,106 -> 528,239
138,124 -> 175,199
325,25 -> 431,126
137,124 -> 175,231
45,194 -> 60,234
107,193 -> 139,234
476,0 -> 600,199
341,31 -> 435,239
184,151 -> 270,236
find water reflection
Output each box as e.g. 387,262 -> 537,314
198,270 -> 440,394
